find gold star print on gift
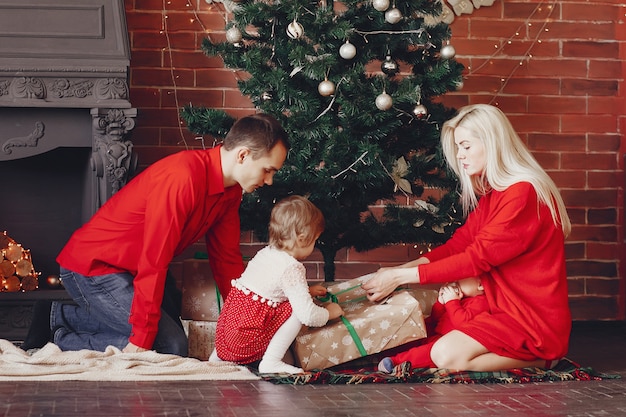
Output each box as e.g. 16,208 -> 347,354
0,232 -> 40,292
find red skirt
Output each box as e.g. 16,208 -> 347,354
215,285 -> 293,364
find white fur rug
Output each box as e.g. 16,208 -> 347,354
0,339 -> 259,381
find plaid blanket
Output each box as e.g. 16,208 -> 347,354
259,358 -> 620,385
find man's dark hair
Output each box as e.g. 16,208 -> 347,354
223,113 -> 290,158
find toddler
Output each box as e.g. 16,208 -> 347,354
211,195 -> 343,374
378,277 -> 488,372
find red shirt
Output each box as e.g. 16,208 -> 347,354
419,182 -> 571,361
57,145 -> 245,349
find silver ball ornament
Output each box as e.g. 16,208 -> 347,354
381,55 -> 399,76
455,79 -> 464,90
372,0 -> 390,12
375,92 -> 393,111
440,44 -> 456,59
412,104 -> 428,119
318,79 -> 335,97
385,8 -> 402,24
339,41 -> 357,60
225,27 -> 242,44
287,21 -> 304,39
260,91 -> 273,101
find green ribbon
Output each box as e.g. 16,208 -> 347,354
317,286 -> 368,357
215,285 -> 222,314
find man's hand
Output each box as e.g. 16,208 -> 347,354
122,342 -> 148,353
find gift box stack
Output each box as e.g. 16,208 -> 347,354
180,258 -> 223,360
293,275 -> 438,371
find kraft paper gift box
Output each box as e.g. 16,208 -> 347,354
293,275 -> 434,371
187,320 -> 217,361
181,259 -> 223,321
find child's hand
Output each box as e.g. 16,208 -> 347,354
325,302 -> 344,320
309,284 -> 327,297
438,284 -> 461,304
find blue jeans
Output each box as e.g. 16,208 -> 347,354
52,267 -> 188,356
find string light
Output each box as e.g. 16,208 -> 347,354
463,0 -> 557,105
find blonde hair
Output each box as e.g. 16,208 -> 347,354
269,195 -> 325,251
441,104 -> 571,236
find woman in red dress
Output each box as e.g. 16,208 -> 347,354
362,104 -> 572,372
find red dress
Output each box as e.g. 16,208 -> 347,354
389,295 -> 489,368
418,182 -> 571,361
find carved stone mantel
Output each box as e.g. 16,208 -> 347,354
0,0 -> 136,214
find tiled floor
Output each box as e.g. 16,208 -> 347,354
2,321 -> 626,417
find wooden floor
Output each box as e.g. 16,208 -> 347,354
2,321 -> 626,417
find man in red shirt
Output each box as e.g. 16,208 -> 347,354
22,114 -> 289,355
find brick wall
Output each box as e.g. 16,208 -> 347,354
124,0 -> 626,320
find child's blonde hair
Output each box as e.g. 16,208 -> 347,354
441,104 -> 571,236
269,195 -> 325,251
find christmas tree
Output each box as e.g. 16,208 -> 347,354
182,0 -> 465,281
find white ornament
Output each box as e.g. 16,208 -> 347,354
318,79 -> 335,96
375,92 -> 392,111
287,20 -> 304,39
225,27 -> 242,44
440,44 -> 456,59
372,0 -> 390,12
385,7 -> 402,24
339,41 -> 357,60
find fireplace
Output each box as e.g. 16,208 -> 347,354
0,0 -> 136,285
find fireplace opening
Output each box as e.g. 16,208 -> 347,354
0,147 -> 92,286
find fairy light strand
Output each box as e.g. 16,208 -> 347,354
462,0 -> 558,104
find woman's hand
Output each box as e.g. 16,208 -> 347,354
325,302 -> 344,320
122,342 -> 148,353
309,284 -> 327,297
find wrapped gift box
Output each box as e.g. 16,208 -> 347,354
293,275 -> 434,371
187,320 -> 217,361
181,259 -> 223,321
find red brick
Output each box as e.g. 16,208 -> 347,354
196,69 -> 240,89
588,172 -> 621,189
586,277 -> 621,296
548,170 -> 586,188
587,242 -> 621,260
562,153 -> 618,171
528,97 -> 587,114
562,190 -> 618,208
563,41 -> 619,59
560,115 -> 619,134
161,88 -> 224,108
568,225 -> 617,242
569,296 -> 618,320
588,208 -> 618,225
561,3 -> 618,21
528,133 -> 586,151
562,79 -> 619,97
589,60 -> 623,79
565,242 -> 585,259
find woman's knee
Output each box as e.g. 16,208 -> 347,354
429,331 -> 486,370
